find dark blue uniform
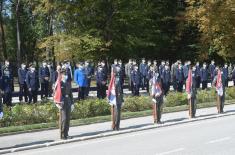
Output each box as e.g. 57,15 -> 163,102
209,64 -> 215,81
200,68 -> 208,90
85,65 -> 93,97
18,67 -> 28,102
195,65 -> 201,88
176,67 -> 184,92
26,70 -> 39,103
162,68 -> 171,95
131,69 -> 140,96
39,66 -> 50,99
96,66 -> 107,99
139,63 -> 148,90
222,67 -> 228,87
2,65 -> 13,106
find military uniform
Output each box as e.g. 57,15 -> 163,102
60,75 -> 74,139
200,66 -> 208,90
222,65 -> 228,87
151,73 -> 163,124
209,63 -> 215,83
96,65 -> 107,99
18,66 -> 28,102
125,60 -> 133,91
84,62 -> 93,97
39,65 -> 50,99
176,66 -> 184,92
26,68 -> 40,103
131,67 -> 140,96
171,62 -> 178,91
187,69 -> 197,118
2,64 -> 13,106
139,60 -> 148,90
162,66 -> 171,95
195,63 -> 201,88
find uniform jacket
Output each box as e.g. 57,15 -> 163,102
162,69 -> 171,84
18,68 -> 28,84
96,67 -> 108,85
139,63 -> 148,77
39,66 -> 50,83
200,68 -> 208,82
131,70 -> 141,85
176,68 -> 184,82
26,70 -> 40,91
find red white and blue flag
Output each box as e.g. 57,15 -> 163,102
107,72 -> 116,105
53,74 -> 62,108
216,70 -> 223,96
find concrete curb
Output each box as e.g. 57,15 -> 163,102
1,111 -> 235,154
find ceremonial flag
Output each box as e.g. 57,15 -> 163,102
186,69 -> 192,95
107,72 -> 116,105
216,70 -> 223,96
53,74 -> 62,108
151,76 -> 162,98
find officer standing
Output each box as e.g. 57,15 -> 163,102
186,66 -> 197,118
125,59 -> 133,91
209,60 -> 215,84
139,58 -> 148,90
2,60 -> 13,106
195,62 -> 201,88
39,61 -> 50,100
176,63 -> 184,92
47,62 -> 54,97
200,63 -> 208,90
153,60 -> 158,73
183,61 -> 190,82
151,71 -> 163,124
131,65 -> 140,96
18,63 -> 28,103
26,64 -> 39,104
159,61 -> 165,78
171,61 -> 178,91
96,61 -> 108,99
59,68 -> 74,140
111,64 -> 124,131
146,60 -> 152,93
52,65 -> 61,85
222,63 -> 229,87
213,67 -> 226,114
84,61 -> 93,97
74,62 -> 87,100
162,64 -> 171,95
118,59 -> 125,93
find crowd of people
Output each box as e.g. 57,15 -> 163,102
0,58 -> 234,139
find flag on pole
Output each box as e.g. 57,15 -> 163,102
186,69 -> 192,95
151,76 -> 162,99
107,72 -> 116,105
216,70 -> 223,96
53,74 -> 62,109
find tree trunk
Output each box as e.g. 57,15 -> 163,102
16,0 -> 21,67
0,0 -> 6,60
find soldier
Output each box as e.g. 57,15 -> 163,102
58,68 -> 74,140
18,63 -> 28,103
139,58 -> 148,90
74,62 -> 87,100
158,61 -> 165,78
125,59 -> 133,91
131,65 -> 140,96
2,60 -> 13,106
151,71 -> 163,124
195,62 -> 201,88
186,66 -> 197,118
118,59 -> 125,93
26,64 -> 40,104
162,64 -> 171,95
110,64 -> 124,131
176,63 -> 184,92
209,60 -> 215,84
200,63 -> 208,90
84,61 -> 93,97
222,63 -> 229,87
232,65 -> 235,86
213,67 -> 226,114
39,61 -> 50,100
96,61 -> 108,99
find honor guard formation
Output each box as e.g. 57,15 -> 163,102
0,59 -> 234,139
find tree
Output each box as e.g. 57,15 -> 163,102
0,0 -> 6,60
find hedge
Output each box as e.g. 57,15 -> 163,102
0,87 -> 234,127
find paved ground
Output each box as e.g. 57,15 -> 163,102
1,104 -> 235,153
13,114 -> 235,155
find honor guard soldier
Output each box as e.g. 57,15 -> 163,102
232,65 -> 235,86
222,63 -> 229,87
2,60 -> 13,106
59,68 -> 74,140
109,64 -> 124,131
186,66 -> 197,118
151,71 -> 163,124
125,59 -> 133,91
74,62 -> 87,100
131,65 -> 140,96
96,61 -> 108,99
39,61 -> 50,100
84,61 -> 93,97
213,67 -> 226,114
139,58 -> 148,90
26,64 -> 40,103
162,64 -> 171,95
209,60 -> 215,84
18,63 -> 28,103
200,63 -> 208,90
176,63 -> 184,92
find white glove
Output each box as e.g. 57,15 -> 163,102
0,112 -> 3,119
55,103 -> 62,110
71,104 -> 75,112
